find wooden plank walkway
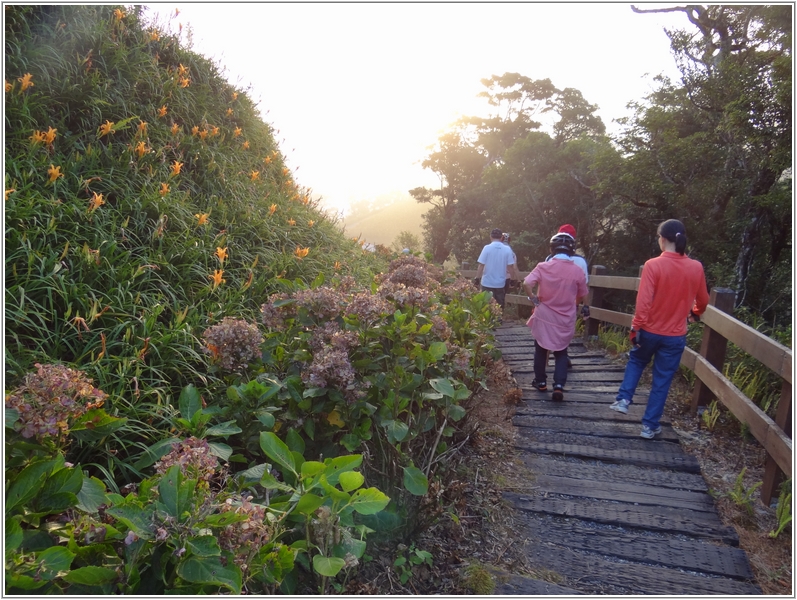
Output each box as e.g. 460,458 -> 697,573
492,322 -> 762,595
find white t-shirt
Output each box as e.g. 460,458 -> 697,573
549,253 -> 589,284
478,241 -> 516,288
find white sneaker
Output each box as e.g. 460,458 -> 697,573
610,399 -> 630,414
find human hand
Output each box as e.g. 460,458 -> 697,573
687,310 -> 701,323
580,305 -> 590,319
629,328 -> 639,347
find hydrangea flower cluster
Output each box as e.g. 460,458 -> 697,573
217,495 -> 274,569
345,292 -> 391,325
154,436 -> 218,482
261,292 -> 294,330
5,363 -> 106,440
202,317 -> 264,373
377,281 -> 432,308
438,277 -> 481,303
430,315 -> 453,341
293,287 -> 346,320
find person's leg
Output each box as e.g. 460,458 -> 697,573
615,330 -> 658,404
492,286 -> 507,310
552,349 -> 568,388
641,334 -> 686,431
533,340 -> 548,388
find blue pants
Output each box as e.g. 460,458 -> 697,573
616,330 -> 686,430
534,341 -> 568,388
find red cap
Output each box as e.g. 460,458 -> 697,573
558,224 -> 576,238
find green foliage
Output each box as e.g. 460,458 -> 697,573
720,468 -> 763,516
701,400 -> 722,432
393,543 -> 433,585
769,478 -> 792,539
597,324 -> 631,355
462,562 -> 496,595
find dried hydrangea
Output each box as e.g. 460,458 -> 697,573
155,436 -> 218,482
307,322 -> 359,353
302,347 -> 356,392
332,275 -> 358,294
5,363 -> 106,441
438,277 -> 480,303
430,315 -> 453,341
202,317 -> 264,373
345,292 -> 392,325
261,292 -> 295,329
377,281 -> 432,308
450,345 -> 474,375
217,495 -> 274,568
293,287 -> 346,320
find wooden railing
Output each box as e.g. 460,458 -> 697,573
461,264 -> 792,505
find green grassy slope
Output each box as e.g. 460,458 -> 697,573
4,5 -> 388,400
342,192 -> 427,247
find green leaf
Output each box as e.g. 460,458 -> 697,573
6,408 -> 19,428
6,516 -> 23,553
313,555 -> 346,577
383,419 -> 409,443
36,546 -> 75,580
302,387 -> 327,398
186,536 -> 221,557
6,458 -> 58,514
300,461 -> 325,477
447,404 -> 466,421
286,428 -> 305,454
428,341 -> 448,361
70,409 -> 128,442
205,421 -> 242,437
430,378 -> 455,398
76,476 -> 107,513
207,442 -> 232,461
158,465 -> 196,520
340,434 -> 361,452
349,487 -> 390,514
295,493 -> 324,515
179,384 -> 203,420
259,432 -> 296,476
402,466 -> 429,496
260,472 -> 294,493
105,505 -> 155,538
238,463 -> 269,482
256,411 -> 275,429
338,471 -> 364,492
323,455 -> 363,486
63,565 -> 118,585
176,555 -> 242,594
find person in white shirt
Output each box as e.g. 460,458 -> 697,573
502,232 -> 519,293
476,228 -> 520,311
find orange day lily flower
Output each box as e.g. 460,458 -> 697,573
134,141 -> 148,158
199,129 -> 208,140
209,269 -> 225,289
5,80 -> 12,92
150,30 -> 160,41
250,170 -> 259,181
44,127 -> 57,145
268,203 -> 277,215
215,247 -> 228,264
29,130 -> 46,145
170,123 -> 180,135
334,261 -> 341,271
179,77 -> 190,88
113,8 -> 125,21
226,108 -> 233,116
233,127 -> 242,137
47,164 -> 64,183
177,63 -> 188,76
159,182 -> 169,196
294,246 -> 309,260
137,121 -> 147,136
99,120 -> 115,137
232,92 -> 238,100
264,155 -> 272,164
308,220 -> 315,227
18,73 -> 34,92
287,218 -> 296,226
210,126 -> 219,137
170,160 -> 183,176
242,140 -> 250,150
195,213 -> 209,226
191,125 -> 199,136
6,188 -> 17,200
157,105 -> 167,117
88,192 -> 105,212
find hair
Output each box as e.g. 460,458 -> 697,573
657,219 -> 687,255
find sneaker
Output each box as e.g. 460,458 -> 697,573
531,379 -> 547,392
610,399 -> 630,414
640,425 -> 662,439
552,384 -> 564,402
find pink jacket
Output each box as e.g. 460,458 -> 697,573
525,258 -> 588,351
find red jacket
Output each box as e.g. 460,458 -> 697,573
632,252 -> 709,337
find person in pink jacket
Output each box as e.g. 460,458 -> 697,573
610,219 -> 709,439
524,234 -> 588,401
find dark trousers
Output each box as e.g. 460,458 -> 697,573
534,341 -> 568,387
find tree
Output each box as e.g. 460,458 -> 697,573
391,230 -> 421,254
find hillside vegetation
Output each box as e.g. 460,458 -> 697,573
5,5 -> 499,594
342,192 -> 427,248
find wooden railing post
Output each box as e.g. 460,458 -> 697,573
761,380 -> 792,505
585,265 -> 606,338
690,288 -> 736,414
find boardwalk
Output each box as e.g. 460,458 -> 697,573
492,322 -> 762,596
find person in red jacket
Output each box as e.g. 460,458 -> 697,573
610,219 -> 709,439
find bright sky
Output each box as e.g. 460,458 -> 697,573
144,3 -> 688,214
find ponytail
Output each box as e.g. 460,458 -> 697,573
658,219 -> 687,255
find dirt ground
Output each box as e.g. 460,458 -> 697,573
348,321 -> 793,595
